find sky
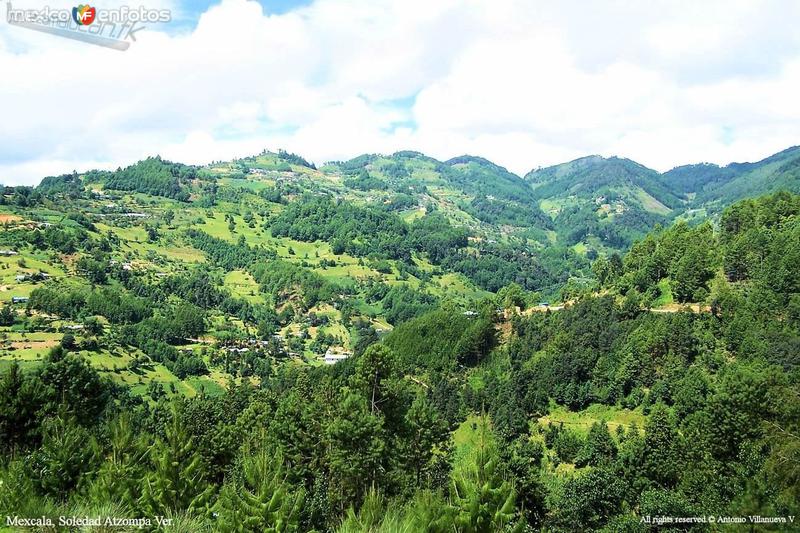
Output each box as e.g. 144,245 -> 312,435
1,0 -> 800,185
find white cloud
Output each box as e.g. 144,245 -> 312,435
1,0 -> 799,185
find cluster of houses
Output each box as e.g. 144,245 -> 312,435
3,221 -> 52,231
595,196 -> 626,215
222,337 -> 272,353
217,336 -> 353,365
0,250 -> 18,256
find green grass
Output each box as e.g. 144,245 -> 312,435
634,187 -> 672,215
537,403 -> 647,437
0,252 -> 67,303
428,272 -> 490,301
223,270 -> 262,303
451,414 -> 499,471
571,242 -> 588,256
217,177 -> 273,192
185,376 -> 226,396
538,197 -> 579,219
652,278 -> 674,307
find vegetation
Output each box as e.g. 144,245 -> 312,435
0,148 -> 798,530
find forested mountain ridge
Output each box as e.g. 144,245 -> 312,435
21,145 -> 800,256
0,182 -> 797,530
663,145 -> 800,209
522,146 -> 800,249
524,155 -> 682,249
525,154 -> 681,212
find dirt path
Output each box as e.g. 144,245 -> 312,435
650,303 -> 711,314
0,214 -> 22,224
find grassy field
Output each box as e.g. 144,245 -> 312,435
634,187 -> 672,215
537,403 -> 647,436
0,252 -> 66,304
223,270 -> 262,303
452,414 -> 495,469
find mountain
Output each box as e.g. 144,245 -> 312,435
522,146 -> 800,247
526,155 -> 682,214
321,151 -> 551,232
11,145 -> 800,275
662,145 -> 800,209
523,156 -> 682,249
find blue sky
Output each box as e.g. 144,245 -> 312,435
1,0 -> 799,185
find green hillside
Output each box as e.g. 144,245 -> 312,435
0,183 -> 797,530
526,155 -> 680,210
524,156 -> 680,249
685,145 -> 800,208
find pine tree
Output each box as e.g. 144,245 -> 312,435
352,344 -> 398,415
29,414 -> 100,498
642,403 -> 682,487
268,392 -> 321,481
402,490 -> 454,533
327,392 -> 386,507
555,467 -> 626,530
577,420 -> 617,466
404,394 -> 450,487
214,449 -> 304,532
449,416 -> 521,533
139,405 -> 214,516
0,362 -> 43,454
89,414 -> 147,510
0,305 -> 14,327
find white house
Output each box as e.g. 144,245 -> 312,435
324,347 -> 352,365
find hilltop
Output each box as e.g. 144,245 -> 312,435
1,145 -> 800,399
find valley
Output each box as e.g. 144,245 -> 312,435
0,147 -> 798,530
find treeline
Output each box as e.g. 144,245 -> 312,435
608,220 -> 717,303
186,230 -> 277,271
270,195 -> 480,267
463,194 -> 545,227
555,202 -> 665,248
364,283 -> 438,325
595,190 -> 800,310
269,194 -> 579,293
442,245 -> 555,293
103,156 -> 196,201
269,195 -> 414,261
27,282 -> 211,377
36,172 -> 84,196
0,186 -> 44,207
28,285 -> 151,324
251,259 -> 336,309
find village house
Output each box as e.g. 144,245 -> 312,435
324,346 -> 353,365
